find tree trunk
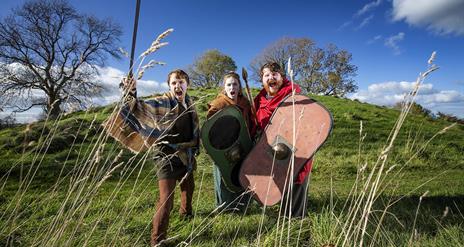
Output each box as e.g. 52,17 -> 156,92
47,95 -> 62,119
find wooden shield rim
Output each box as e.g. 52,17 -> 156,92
239,93 -> 333,205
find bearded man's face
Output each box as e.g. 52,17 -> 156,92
261,68 -> 283,96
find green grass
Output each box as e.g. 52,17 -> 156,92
1,87 -> 463,246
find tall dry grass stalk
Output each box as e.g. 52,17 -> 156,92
140,28 -> 173,58
132,28 -> 173,82
329,51 -> 445,247
137,60 -> 166,80
0,28 -> 183,246
2,35 -> 457,247
408,190 -> 429,245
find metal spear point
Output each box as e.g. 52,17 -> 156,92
241,67 -> 248,82
287,57 -> 296,96
241,67 -> 251,102
287,57 -> 295,84
242,67 -> 258,126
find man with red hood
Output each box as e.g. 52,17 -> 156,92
253,62 -> 312,218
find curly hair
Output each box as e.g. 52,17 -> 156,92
259,62 -> 285,81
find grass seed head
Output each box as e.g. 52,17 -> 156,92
428,51 -> 437,65
140,28 -> 174,58
441,206 -> 449,219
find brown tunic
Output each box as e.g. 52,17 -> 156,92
207,93 -> 252,131
160,103 -> 193,155
158,103 -> 195,179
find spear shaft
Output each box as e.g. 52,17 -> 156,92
128,0 -> 141,78
241,67 -> 258,127
119,0 -> 141,89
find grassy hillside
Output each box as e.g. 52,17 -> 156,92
1,87 -> 463,246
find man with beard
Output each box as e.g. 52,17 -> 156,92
108,69 -> 199,246
253,62 -> 312,218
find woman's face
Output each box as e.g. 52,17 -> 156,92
224,77 -> 240,101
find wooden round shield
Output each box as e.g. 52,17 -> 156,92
201,106 -> 253,192
239,94 -> 333,206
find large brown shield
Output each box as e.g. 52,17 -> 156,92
239,94 -> 332,206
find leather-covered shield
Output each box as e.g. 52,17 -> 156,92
201,106 -> 253,192
239,94 -> 332,206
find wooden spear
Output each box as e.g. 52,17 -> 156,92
241,67 -> 258,126
120,0 -> 141,89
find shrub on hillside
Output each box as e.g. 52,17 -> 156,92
436,112 -> 464,124
0,114 -> 17,129
394,102 -> 433,118
37,135 -> 70,154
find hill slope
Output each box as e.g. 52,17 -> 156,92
1,88 -> 462,188
1,88 -> 463,246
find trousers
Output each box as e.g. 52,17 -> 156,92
151,172 -> 194,246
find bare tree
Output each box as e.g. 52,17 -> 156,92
250,37 -> 315,82
250,37 -> 358,96
187,49 -> 237,88
0,0 -> 121,118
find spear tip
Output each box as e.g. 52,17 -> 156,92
241,67 -> 248,81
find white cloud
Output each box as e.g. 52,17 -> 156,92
350,81 -> 464,117
356,0 -> 383,17
95,66 -> 168,106
367,81 -> 436,95
356,14 -> 375,30
419,90 -> 464,104
384,32 -> 405,55
0,108 -> 42,124
367,35 -> 383,44
338,21 -> 352,30
0,66 -> 169,123
340,0 -> 382,32
392,0 -> 464,36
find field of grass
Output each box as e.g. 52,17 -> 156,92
1,87 -> 463,246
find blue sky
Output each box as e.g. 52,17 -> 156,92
1,0 -> 463,121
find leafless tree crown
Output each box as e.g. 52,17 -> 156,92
0,0 -> 122,118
